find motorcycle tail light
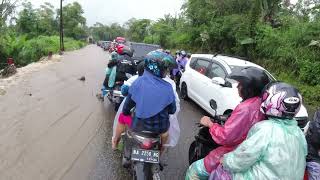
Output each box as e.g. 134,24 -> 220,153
140,139 -> 153,149
131,132 -> 160,149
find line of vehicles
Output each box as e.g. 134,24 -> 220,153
97,38 -> 163,179
97,39 -> 310,179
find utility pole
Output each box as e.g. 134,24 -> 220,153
60,0 -> 64,53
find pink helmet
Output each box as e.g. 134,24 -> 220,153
261,82 -> 302,119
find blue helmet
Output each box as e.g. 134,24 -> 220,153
144,50 -> 175,78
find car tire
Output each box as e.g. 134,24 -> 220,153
180,82 -> 189,100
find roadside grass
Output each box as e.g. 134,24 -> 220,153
15,36 -> 86,66
1,35 -> 86,69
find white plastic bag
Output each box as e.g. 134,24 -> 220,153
112,97 -> 126,138
163,76 -> 181,147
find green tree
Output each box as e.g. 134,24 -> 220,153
16,2 -> 39,37
37,2 -> 57,36
58,2 -> 86,40
0,0 -> 19,27
125,18 -> 151,42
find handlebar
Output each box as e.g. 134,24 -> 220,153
196,114 -> 229,127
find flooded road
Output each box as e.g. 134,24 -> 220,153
0,45 -> 205,180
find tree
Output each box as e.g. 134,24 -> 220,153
0,0 -> 19,27
58,2 -> 86,40
16,2 -> 39,37
125,18 -> 151,42
37,2 -> 57,36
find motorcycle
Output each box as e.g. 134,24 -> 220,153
122,129 -> 162,180
188,101 -> 310,165
102,81 -> 125,111
101,58 -> 136,111
188,101 -> 229,165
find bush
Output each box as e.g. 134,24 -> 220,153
254,21 -> 320,86
15,36 -> 85,66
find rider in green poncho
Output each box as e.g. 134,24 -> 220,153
103,52 -> 119,88
210,82 -> 307,180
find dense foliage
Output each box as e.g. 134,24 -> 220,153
90,0 -> 320,107
0,1 -> 87,69
1,0 -> 319,107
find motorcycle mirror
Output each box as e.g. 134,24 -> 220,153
210,100 -> 217,110
209,100 -> 217,116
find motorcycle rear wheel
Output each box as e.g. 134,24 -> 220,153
188,141 -> 199,165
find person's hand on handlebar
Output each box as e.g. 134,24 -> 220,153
200,116 -> 214,128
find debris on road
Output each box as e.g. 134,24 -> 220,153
0,88 -> 6,96
79,76 -> 86,81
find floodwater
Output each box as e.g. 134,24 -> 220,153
0,45 -> 204,180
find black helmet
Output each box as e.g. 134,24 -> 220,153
137,61 -> 145,76
165,49 -> 171,55
187,53 -> 192,58
228,66 -> 270,100
261,81 -> 302,119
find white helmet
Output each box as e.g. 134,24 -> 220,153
261,82 -> 302,119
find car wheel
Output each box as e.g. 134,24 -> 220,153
180,82 -> 189,100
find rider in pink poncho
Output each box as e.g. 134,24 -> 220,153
185,67 -> 270,180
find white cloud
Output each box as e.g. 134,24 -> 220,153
28,0 -> 184,26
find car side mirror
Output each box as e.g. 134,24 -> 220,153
212,77 -> 225,85
212,77 -> 232,88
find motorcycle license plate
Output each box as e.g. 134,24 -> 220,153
131,148 -> 160,163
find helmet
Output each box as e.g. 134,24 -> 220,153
228,66 -> 270,100
144,50 -> 175,78
175,50 -> 181,55
187,53 -> 192,58
261,82 -> 302,119
110,51 -> 118,61
181,50 -> 187,57
137,61 -> 145,76
165,49 -> 171,55
117,44 -> 133,57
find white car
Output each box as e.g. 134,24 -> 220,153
179,54 -> 309,129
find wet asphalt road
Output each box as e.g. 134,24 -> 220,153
0,45 -> 207,180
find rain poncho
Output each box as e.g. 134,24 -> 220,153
211,118 -> 307,180
104,53 -> 119,88
127,71 -> 175,119
105,66 -> 117,88
172,57 -> 188,76
112,75 -> 180,147
204,97 -> 265,172
112,75 -> 139,138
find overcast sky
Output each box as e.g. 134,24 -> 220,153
28,0 -> 185,26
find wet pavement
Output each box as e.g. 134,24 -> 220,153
0,45 -> 207,180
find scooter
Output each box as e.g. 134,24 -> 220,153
188,101 -> 310,165
102,81 -> 125,111
122,130 -> 162,180
101,70 -> 136,111
188,101 -> 229,165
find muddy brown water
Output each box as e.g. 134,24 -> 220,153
0,45 -> 205,180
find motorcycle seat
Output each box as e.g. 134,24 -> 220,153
129,130 -> 160,138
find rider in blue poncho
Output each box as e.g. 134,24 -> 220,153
112,50 -> 177,149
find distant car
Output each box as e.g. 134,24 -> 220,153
99,41 -> 111,50
130,42 -> 161,62
180,54 -> 309,130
